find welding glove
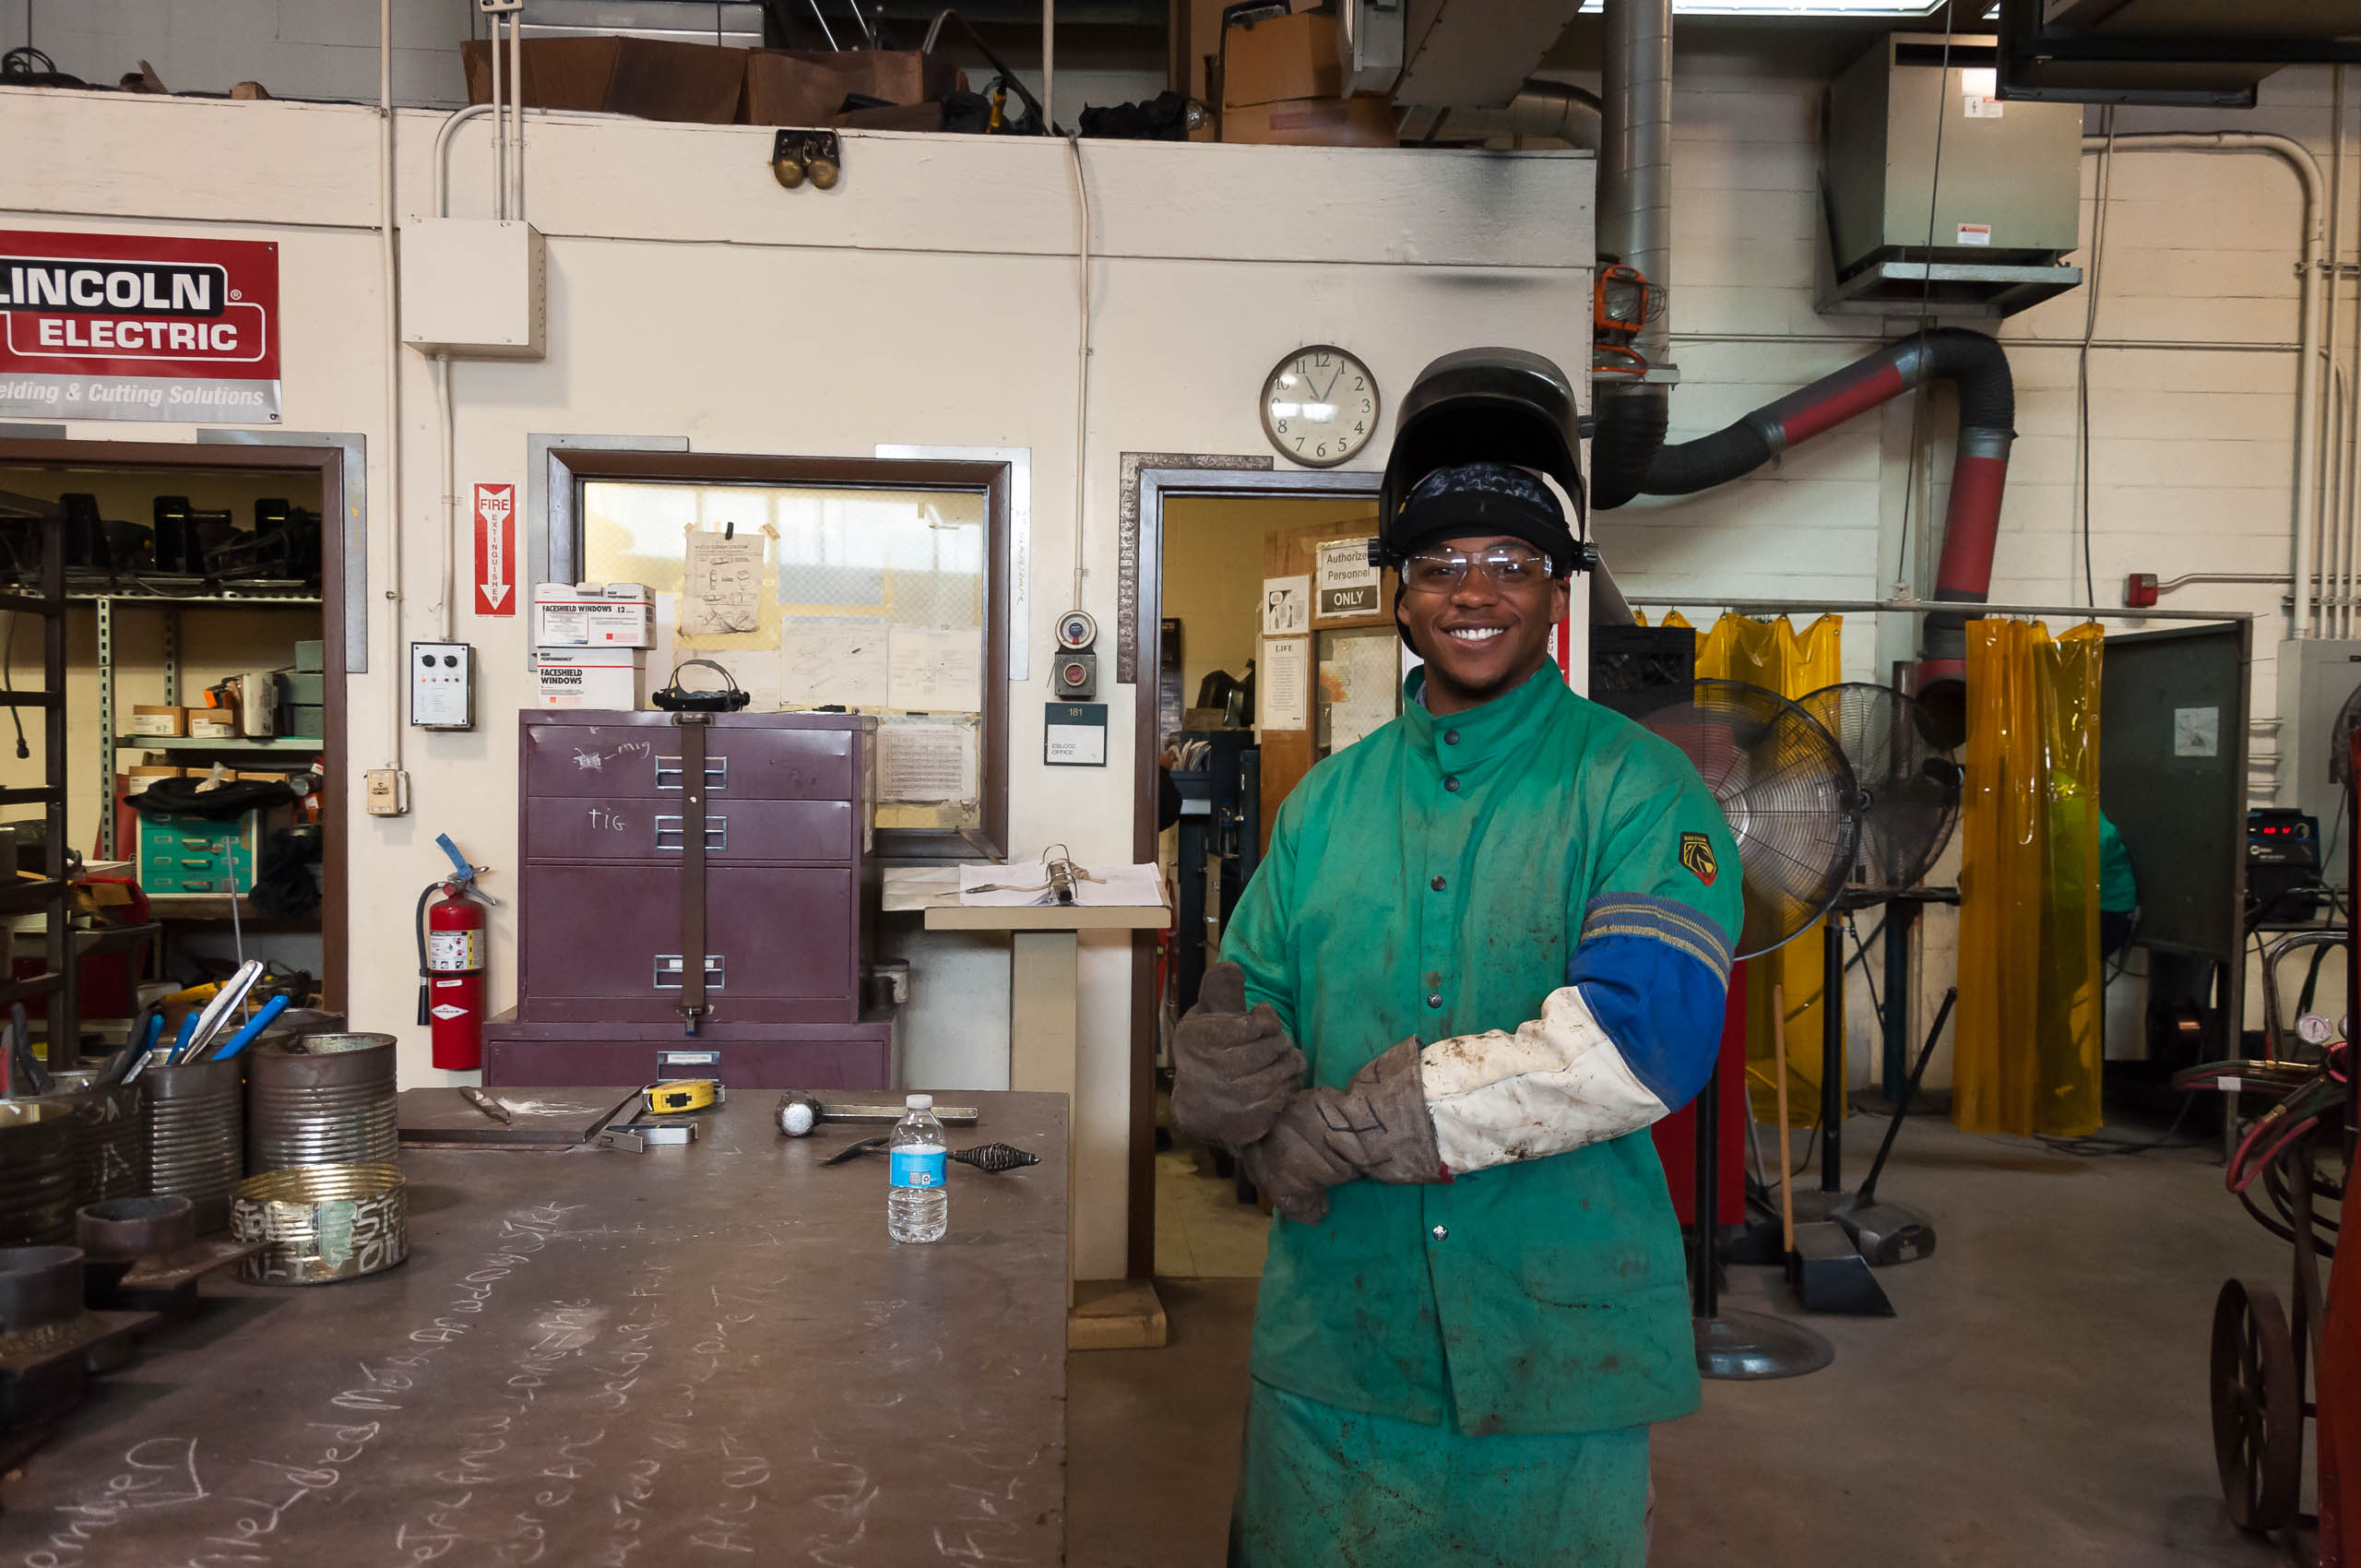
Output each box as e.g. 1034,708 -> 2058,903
1169,962 -> 1309,1149
1240,1037 -> 1442,1225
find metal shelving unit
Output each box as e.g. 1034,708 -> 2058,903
2,517 -> 77,1039
89,582 -> 323,860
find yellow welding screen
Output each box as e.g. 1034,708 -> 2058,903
1691,612 -> 1844,1125
1952,619 -> 2105,1139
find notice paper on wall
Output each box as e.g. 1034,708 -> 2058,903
1263,575 -> 1312,636
781,616 -> 892,708
1260,635 -> 1310,731
680,530 -> 765,636
889,626 -> 984,711
877,719 -> 978,803
1321,629 -> 1399,752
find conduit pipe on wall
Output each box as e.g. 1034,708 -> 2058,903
1590,0 -> 1674,512
2082,134 -> 2325,639
379,0 -> 405,771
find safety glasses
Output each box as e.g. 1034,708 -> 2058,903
1401,543 -> 1554,594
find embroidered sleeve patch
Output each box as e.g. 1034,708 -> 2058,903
1679,831 -> 1718,885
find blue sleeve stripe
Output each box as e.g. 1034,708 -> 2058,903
1569,932 -> 1729,1111
1580,894 -> 1732,982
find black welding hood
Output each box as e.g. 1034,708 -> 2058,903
1377,348 -> 1590,570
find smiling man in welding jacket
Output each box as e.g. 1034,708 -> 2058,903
1170,360 -> 1741,1566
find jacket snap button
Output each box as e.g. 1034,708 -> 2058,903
1430,875 -> 1446,892
1443,730 -> 1461,745
1426,992 -> 1442,1009
1430,1225 -> 1448,1241
1443,776 -> 1461,792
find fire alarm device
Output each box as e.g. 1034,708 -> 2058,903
409,641 -> 477,731
1056,610 -> 1097,651
1055,650 -> 1097,700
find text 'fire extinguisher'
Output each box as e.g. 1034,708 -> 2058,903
416,833 -> 497,1072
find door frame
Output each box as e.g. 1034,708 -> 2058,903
0,434 -> 351,1012
1126,462 -> 1382,1278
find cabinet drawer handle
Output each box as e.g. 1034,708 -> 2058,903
652,815 -> 728,851
655,756 -> 729,791
653,955 -> 726,991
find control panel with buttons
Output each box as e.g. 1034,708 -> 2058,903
409,640 -> 477,731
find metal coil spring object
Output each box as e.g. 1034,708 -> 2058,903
0,1103 -> 77,1246
42,1071 -> 148,1211
143,1056 -> 244,1234
1044,843 -> 1079,907
246,1033 -> 398,1173
231,1163 -> 407,1286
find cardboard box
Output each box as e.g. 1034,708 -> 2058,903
129,705 -> 186,737
287,705 -> 325,740
537,648 -> 648,710
294,638 -> 325,673
832,101 -> 946,132
123,766 -> 183,795
281,671 -> 326,706
1221,94 -> 1397,148
187,713 -> 238,740
465,37 -> 745,125
744,48 -> 965,126
535,582 -> 654,648
1222,11 -> 1344,110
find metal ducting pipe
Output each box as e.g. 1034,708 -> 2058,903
1591,0 -> 1675,511
1631,328 -> 2016,747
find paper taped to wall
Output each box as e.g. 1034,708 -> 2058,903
878,719 -> 978,803
782,616 -> 892,708
1261,635 -> 1310,731
681,530 -> 765,636
889,626 -> 984,711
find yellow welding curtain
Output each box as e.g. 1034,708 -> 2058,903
1690,613 -> 1844,1124
1952,619 -> 2106,1139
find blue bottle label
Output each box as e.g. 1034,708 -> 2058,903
891,1146 -> 946,1189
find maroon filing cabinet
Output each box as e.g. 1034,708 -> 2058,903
483,709 -> 894,1090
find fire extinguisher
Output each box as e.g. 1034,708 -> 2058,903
416,834 -> 495,1072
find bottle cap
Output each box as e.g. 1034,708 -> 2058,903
907,1093 -> 932,1110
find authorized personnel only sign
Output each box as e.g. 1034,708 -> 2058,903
0,230 -> 280,423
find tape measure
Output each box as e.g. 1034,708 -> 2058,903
643,1078 -> 719,1115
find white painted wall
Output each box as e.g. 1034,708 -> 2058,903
0,85 -> 1592,1277
0,0 -> 472,103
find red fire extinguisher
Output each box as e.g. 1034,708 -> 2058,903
416,835 -> 493,1071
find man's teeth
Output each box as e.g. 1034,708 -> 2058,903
1449,627 -> 1503,643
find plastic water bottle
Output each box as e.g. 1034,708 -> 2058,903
887,1094 -> 949,1244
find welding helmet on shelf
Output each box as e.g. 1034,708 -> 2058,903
1375,347 -> 1593,574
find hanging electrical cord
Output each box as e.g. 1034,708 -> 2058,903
2076,107 -> 2117,609
1066,131 -> 1094,622
1890,18 -> 1957,594
0,613 -> 25,760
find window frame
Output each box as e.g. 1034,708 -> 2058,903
551,449 -> 1012,861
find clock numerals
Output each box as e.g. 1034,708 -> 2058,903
1263,347 -> 1377,469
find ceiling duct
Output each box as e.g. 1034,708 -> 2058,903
1998,0 -> 2361,105
1395,0 -> 1591,108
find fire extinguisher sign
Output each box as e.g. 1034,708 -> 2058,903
474,482 -> 516,616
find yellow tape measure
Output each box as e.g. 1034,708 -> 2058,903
643,1078 -> 719,1115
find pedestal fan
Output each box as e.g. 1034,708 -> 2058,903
1792,682 -> 1964,1269
1643,678 -> 1863,1378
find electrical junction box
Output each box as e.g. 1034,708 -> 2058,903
410,641 -> 478,731
399,220 -> 546,360
2275,638 -> 2361,889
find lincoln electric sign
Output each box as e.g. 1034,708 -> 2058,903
0,231 -> 280,423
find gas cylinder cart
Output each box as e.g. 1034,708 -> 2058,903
2178,929 -> 2350,1541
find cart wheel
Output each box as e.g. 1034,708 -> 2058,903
2212,1277 -> 2304,1533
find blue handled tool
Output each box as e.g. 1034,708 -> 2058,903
207,993 -> 291,1062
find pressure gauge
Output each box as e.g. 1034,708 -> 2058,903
2297,1012 -> 2336,1047
1056,610 -> 1097,651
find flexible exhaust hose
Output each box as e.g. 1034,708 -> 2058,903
1596,327 -> 2014,747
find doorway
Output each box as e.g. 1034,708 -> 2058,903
0,436 -> 349,1039
1131,471 -> 1387,1280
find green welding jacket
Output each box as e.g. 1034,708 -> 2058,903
1220,660 -> 1744,1437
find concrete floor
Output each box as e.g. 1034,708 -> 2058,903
1072,1111 -> 2305,1567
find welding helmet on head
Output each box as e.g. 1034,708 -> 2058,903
1375,347 -> 1592,573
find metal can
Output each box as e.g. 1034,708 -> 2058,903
231,1164 -> 407,1286
0,1103 -> 77,1246
42,1071 -> 148,1212
143,1055 -> 245,1234
245,1033 -> 398,1173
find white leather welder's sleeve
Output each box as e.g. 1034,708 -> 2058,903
1418,985 -> 1665,1176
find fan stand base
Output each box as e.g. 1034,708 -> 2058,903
1828,1196 -> 1937,1267
1696,1311 -> 1836,1381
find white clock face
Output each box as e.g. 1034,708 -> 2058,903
1262,346 -> 1378,469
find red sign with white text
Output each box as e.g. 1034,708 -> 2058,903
475,483 -> 517,616
0,230 -> 280,423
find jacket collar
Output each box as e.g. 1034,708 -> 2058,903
1400,660 -> 1566,772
